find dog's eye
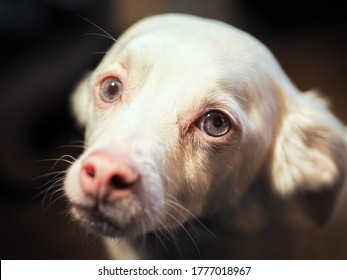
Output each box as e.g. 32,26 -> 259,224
100,77 -> 123,103
198,110 -> 231,137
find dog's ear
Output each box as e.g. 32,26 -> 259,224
70,72 -> 91,128
269,92 -> 347,225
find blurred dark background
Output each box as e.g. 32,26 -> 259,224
0,0 -> 346,259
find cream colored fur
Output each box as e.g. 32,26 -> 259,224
64,14 -> 347,259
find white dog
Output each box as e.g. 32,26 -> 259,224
64,14 -> 347,259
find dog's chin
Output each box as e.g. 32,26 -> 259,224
71,204 -> 137,238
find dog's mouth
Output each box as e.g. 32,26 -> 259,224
71,203 -> 127,237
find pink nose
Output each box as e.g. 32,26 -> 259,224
79,149 -> 140,201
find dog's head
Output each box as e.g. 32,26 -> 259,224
64,14 -> 346,238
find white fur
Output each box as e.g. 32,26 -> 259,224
64,14 -> 347,259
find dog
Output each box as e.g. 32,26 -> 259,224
63,14 -> 347,259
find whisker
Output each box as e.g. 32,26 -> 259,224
58,144 -> 85,150
76,14 -> 132,58
35,156 -> 75,171
34,172 -> 66,199
41,188 -> 65,214
140,209 -> 173,258
166,197 -> 216,239
47,192 -> 66,211
35,184 -> 62,205
153,229 -> 174,259
32,170 -> 67,183
58,154 -> 78,162
93,51 -> 107,55
48,187 -> 65,206
76,14 -> 117,42
155,221 -> 183,259
35,154 -> 77,163
69,140 -> 84,145
85,32 -> 116,42
165,212 -> 201,259
50,155 -> 76,171
42,177 -> 65,207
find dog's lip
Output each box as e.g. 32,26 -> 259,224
71,203 -> 125,237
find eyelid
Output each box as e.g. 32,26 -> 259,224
94,64 -> 127,86
198,106 -> 238,129
213,108 -> 239,131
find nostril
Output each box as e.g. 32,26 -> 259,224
84,164 -> 96,178
110,174 -> 133,189
80,151 -> 140,200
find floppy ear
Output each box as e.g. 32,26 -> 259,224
70,72 -> 91,127
270,92 -> 347,224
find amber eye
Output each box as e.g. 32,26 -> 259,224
197,110 -> 231,137
99,77 -> 123,103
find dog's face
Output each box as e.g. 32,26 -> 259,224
64,14 -> 346,238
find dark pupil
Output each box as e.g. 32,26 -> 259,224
212,115 -> 223,127
107,80 -> 119,96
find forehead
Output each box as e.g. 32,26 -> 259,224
123,32 -> 221,79
99,32 -> 233,109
